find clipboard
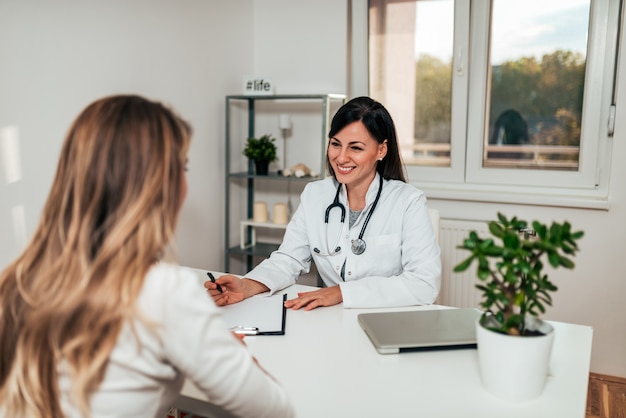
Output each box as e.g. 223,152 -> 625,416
220,293 -> 287,335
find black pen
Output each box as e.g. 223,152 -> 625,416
207,272 -> 223,293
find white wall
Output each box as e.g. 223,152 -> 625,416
0,0 -> 255,274
1,0 -> 624,379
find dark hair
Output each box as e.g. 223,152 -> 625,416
489,109 -> 529,145
326,96 -> 406,182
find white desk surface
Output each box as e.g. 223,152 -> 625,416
177,280 -> 593,418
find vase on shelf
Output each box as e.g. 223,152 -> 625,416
254,159 -> 270,175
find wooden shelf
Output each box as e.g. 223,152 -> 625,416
240,220 -> 288,249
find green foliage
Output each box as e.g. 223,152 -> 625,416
453,213 -> 584,336
415,54 -> 452,141
414,50 -> 585,148
489,50 -> 585,149
242,134 -> 277,162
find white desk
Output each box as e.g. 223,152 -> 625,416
177,283 -> 592,418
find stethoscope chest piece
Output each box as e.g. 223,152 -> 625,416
351,238 -> 366,255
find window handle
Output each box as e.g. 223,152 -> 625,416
608,104 -> 616,137
455,47 -> 464,76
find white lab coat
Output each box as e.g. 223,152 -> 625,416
247,174 -> 441,308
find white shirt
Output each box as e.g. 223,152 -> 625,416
247,174 -> 441,308
59,263 -> 294,418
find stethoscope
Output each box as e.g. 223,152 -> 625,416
313,175 -> 383,256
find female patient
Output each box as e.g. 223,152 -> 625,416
0,95 -> 294,418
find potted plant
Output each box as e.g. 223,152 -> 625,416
243,134 -> 278,175
453,212 -> 584,402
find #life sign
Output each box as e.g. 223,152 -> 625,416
243,77 -> 274,96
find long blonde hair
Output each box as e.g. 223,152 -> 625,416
0,95 -> 191,416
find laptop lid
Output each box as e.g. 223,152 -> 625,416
358,308 -> 481,354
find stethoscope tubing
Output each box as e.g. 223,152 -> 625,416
315,175 -> 383,256
325,183 -> 346,223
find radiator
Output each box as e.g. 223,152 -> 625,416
436,219 -> 489,309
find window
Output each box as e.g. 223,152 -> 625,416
363,0 -> 620,207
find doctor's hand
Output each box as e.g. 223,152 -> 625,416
204,275 -> 269,307
204,274 -> 244,306
284,286 -> 343,311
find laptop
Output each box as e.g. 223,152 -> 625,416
358,308 -> 481,354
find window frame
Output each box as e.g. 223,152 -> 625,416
350,0 -> 620,210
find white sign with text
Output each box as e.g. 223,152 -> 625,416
243,77 -> 274,95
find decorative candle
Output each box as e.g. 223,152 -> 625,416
273,202 -> 289,224
253,201 -> 268,223
279,114 -> 291,130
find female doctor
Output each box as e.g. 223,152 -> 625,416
206,96 -> 441,310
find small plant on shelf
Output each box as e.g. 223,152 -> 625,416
243,134 -> 277,163
453,212 -> 584,336
243,134 -> 278,175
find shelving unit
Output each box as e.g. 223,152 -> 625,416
224,94 -> 346,273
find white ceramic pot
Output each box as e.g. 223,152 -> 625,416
476,315 -> 555,402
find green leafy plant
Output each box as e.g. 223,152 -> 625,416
453,212 -> 584,336
242,134 -> 277,162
